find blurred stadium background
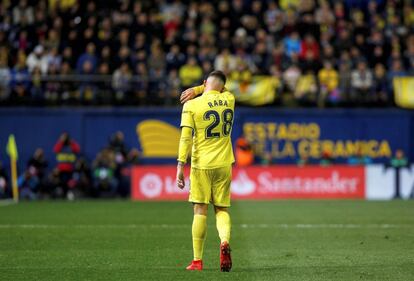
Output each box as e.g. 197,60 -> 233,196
0,0 -> 413,200
0,0 -> 413,280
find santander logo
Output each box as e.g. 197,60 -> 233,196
231,170 -> 256,195
140,173 -> 163,198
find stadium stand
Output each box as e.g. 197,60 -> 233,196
0,0 -> 412,106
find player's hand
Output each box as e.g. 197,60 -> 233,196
180,88 -> 196,104
176,165 -> 185,189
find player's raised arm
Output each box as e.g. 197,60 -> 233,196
180,84 -> 204,104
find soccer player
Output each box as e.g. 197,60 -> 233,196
176,70 -> 235,272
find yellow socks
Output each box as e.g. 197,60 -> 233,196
216,210 -> 231,243
192,214 -> 207,260
192,211 -> 231,261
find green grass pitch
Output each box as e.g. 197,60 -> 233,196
1,200 -> 413,280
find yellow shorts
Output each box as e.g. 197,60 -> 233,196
189,166 -> 232,207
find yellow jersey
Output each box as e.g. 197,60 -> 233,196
180,90 -> 235,169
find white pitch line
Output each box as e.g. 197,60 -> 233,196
0,199 -> 16,207
0,223 -> 408,229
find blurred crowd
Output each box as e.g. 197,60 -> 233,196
0,131 -> 140,200
0,0 -> 412,106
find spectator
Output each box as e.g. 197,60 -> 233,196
235,136 -> 254,167
294,70 -> 318,106
387,59 -> 407,92
27,148 -> 48,184
10,51 -> 31,103
53,132 -> 80,197
348,150 -> 373,165
109,131 -> 128,160
390,149 -> 408,168
372,63 -> 390,105
283,63 -> 301,93
68,157 -> 92,199
59,62 -> 76,104
79,61 -> 97,104
18,170 -> 39,200
44,64 -> 61,104
14,30 -> 31,52
44,29 -> 60,51
351,60 -> 374,105
269,44 -> 291,71
95,62 -> 111,103
214,48 -> 237,74
45,46 -> 62,71
149,67 -> 168,105
148,44 -> 165,73
166,44 -> 186,72
369,46 -> 386,68
118,148 -> 140,197
264,2 -> 284,34
12,0 -> 34,25
230,60 -> 252,84
299,34 -> 319,61
133,62 -> 148,105
76,43 -> 98,74
167,69 -> 181,105
283,31 -> 301,57
297,155 -> 310,167
92,149 -> 118,198
315,1 -> 335,26
334,29 -> 353,54
26,45 -> 48,74
0,161 -> 9,199
30,66 -> 43,104
251,42 -> 269,74
44,168 -> 62,199
299,51 -> 320,73
338,61 -> 352,104
320,151 -> 334,166
179,57 -> 202,89
0,55 -> 11,103
112,62 -> 132,103
318,60 -> 339,106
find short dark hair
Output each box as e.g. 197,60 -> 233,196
207,70 -> 226,85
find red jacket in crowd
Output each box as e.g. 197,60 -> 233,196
53,139 -> 80,173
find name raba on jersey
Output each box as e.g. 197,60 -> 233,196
208,100 -> 229,108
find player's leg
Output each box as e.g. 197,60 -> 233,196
215,206 -> 232,272
211,166 -> 232,272
191,203 -> 208,262
214,206 -> 231,245
186,168 -> 212,271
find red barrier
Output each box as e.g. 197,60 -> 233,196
131,166 -> 365,200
